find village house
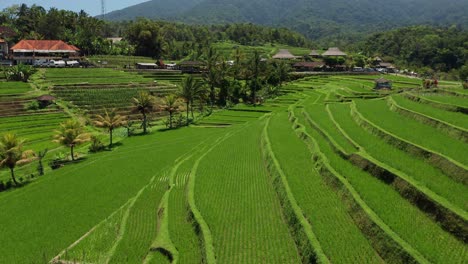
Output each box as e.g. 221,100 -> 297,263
272,49 -> 300,60
374,77 -> 393,90
292,61 -> 325,72
0,38 -> 8,60
178,61 -> 205,73
322,47 -> 347,57
308,50 -> 321,58
10,40 -> 80,65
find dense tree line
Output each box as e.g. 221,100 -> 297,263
360,26 -> 468,78
119,19 -> 310,59
0,5 -> 310,59
0,4 -> 107,55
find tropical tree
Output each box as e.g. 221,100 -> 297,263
161,94 -> 181,129
0,133 -> 36,185
53,119 -> 91,161
2,64 -> 37,82
203,47 -> 220,110
179,75 -> 204,125
247,50 -> 264,104
131,91 -> 156,134
37,148 -> 48,176
93,108 -> 127,148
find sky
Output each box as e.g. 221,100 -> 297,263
0,0 -> 149,16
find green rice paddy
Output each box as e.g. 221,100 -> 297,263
0,69 -> 466,264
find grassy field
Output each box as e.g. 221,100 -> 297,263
0,72 -> 467,264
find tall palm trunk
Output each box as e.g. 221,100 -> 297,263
186,101 -> 190,126
10,167 -> 18,185
109,128 -> 113,148
142,112 -> 147,134
190,99 -> 195,120
70,145 -> 75,161
210,85 -> 215,110
169,112 -> 173,129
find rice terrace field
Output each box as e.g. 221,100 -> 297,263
0,69 -> 467,264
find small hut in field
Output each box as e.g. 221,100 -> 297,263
322,47 -> 347,57
36,95 -> 56,108
374,78 -> 392,90
272,49 -> 298,60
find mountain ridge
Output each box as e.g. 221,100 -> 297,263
103,0 -> 468,40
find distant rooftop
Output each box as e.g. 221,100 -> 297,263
272,49 -> 299,59
11,40 -> 79,53
322,47 -> 347,57
309,50 -> 321,56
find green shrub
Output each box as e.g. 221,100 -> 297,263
89,135 -> 105,153
25,100 -> 40,111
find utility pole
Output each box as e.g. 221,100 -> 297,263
101,0 -> 106,18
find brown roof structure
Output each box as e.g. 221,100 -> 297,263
179,61 -> 205,66
37,95 -> 56,101
11,40 -> 79,53
0,38 -> 5,43
293,61 -> 325,68
272,49 -> 298,59
322,47 -> 347,57
309,50 -> 321,56
378,62 -> 395,69
0,26 -> 16,38
375,77 -> 391,84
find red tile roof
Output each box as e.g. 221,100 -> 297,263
11,40 -> 79,52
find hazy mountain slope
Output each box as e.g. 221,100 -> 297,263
104,0 -> 468,39
102,0 -> 203,20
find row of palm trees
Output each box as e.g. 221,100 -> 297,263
0,77 -> 203,186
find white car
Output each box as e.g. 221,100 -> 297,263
66,60 -> 80,67
49,60 -> 66,68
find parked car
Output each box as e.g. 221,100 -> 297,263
33,59 -> 50,67
49,60 -> 66,68
66,60 -> 79,67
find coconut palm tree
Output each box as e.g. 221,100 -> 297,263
203,47 -> 220,110
179,75 -> 204,125
93,108 -> 127,148
162,94 -> 181,129
132,91 -> 156,134
53,119 -> 91,161
0,133 -> 36,185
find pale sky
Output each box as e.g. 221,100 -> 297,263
0,0 -> 149,16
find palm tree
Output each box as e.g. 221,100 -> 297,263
132,91 -> 156,134
247,50 -> 263,105
203,47 -> 220,110
93,108 -> 127,148
0,134 -> 36,185
53,119 -> 91,161
162,94 -> 181,129
179,75 -> 204,125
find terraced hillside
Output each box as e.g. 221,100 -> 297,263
0,74 -> 466,263
0,81 -> 68,150
45,68 -> 179,121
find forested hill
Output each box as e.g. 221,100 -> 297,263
103,0 -> 468,40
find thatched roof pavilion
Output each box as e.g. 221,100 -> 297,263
272,49 -> 298,59
322,47 -> 347,57
309,50 -> 321,57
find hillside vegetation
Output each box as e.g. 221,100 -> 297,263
104,0 -> 468,42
